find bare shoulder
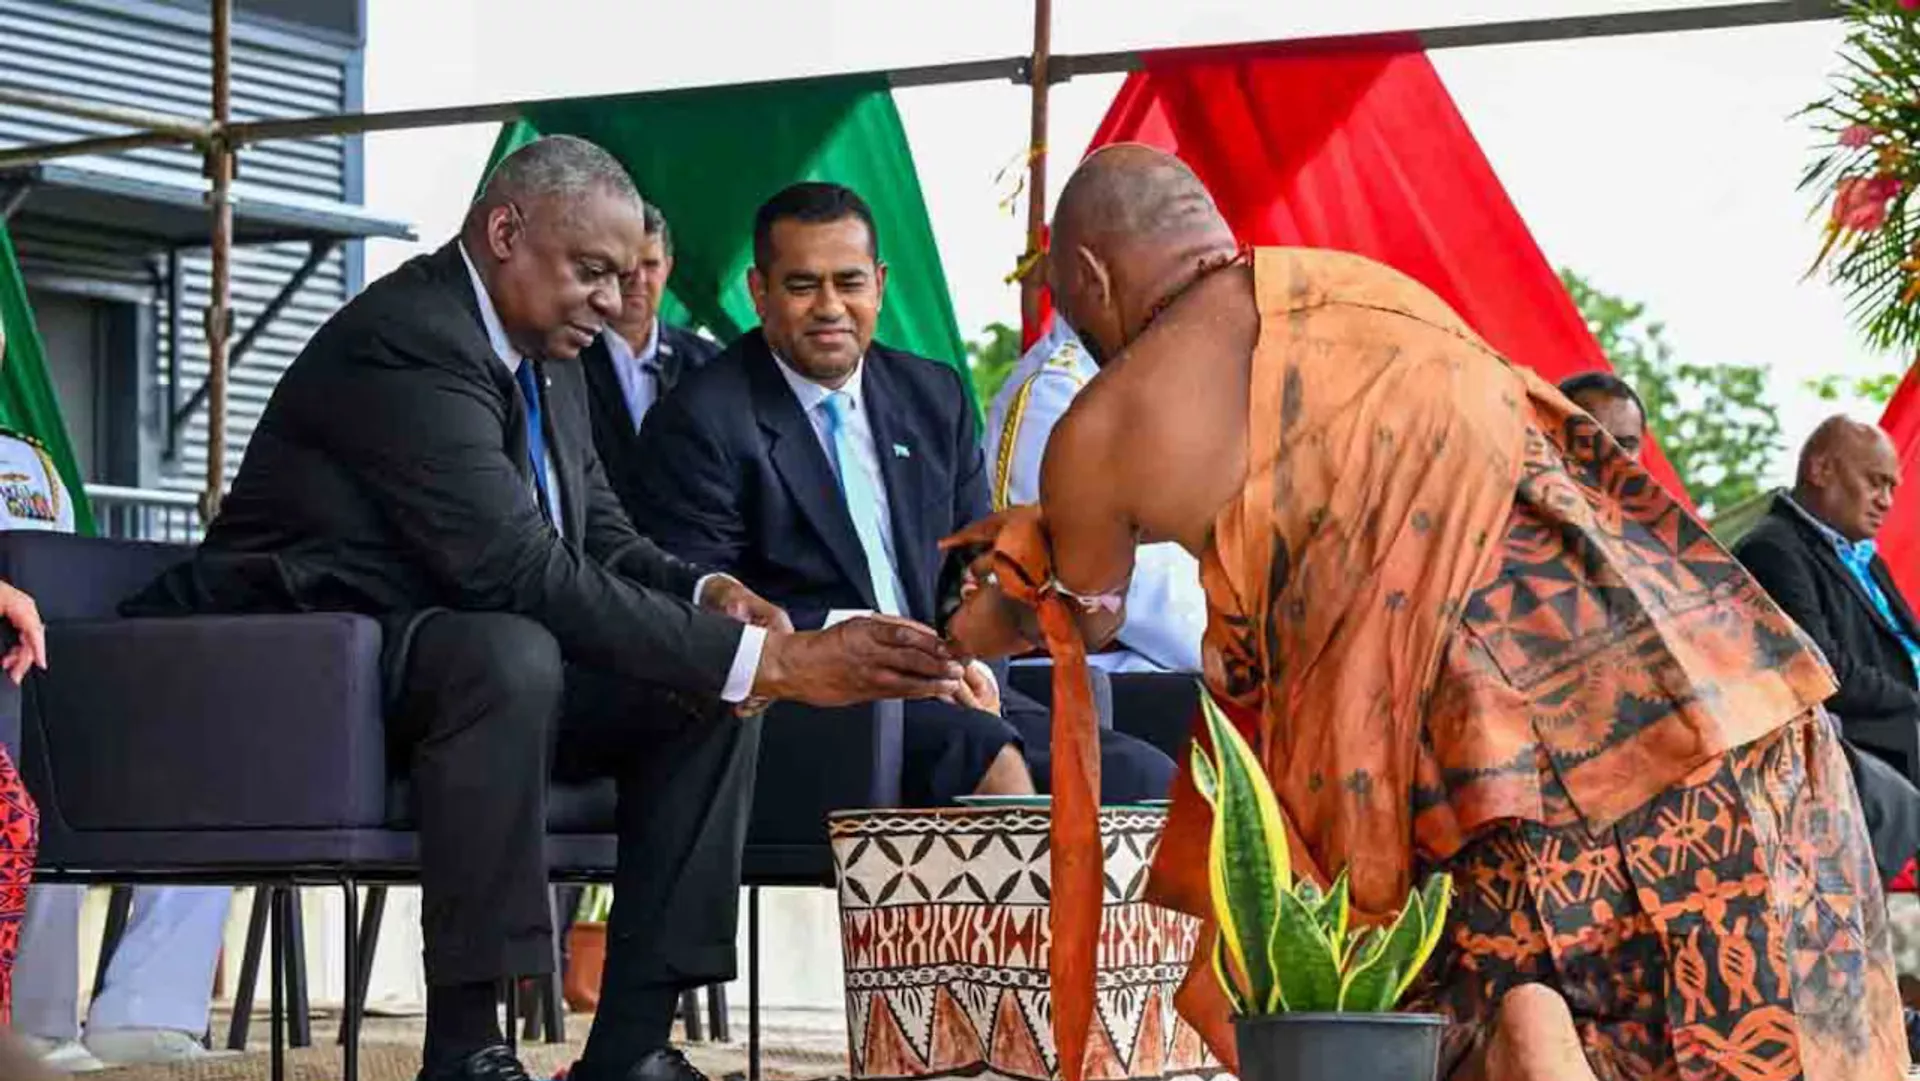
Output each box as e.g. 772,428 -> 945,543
1050,266 -> 1258,545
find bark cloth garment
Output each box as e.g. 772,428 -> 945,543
0,746 -> 33,1026
985,247 -> 1908,1081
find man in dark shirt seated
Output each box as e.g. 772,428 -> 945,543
1735,415 -> 1920,889
627,181 -> 1175,806
124,138 -> 965,1081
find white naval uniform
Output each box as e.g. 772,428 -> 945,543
984,323 -> 1207,675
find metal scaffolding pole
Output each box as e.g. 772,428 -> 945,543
202,0 -> 233,522
0,0 -> 1839,174
1020,0 -> 1054,336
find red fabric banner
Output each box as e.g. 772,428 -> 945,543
1878,365 -> 1920,601
1054,44 -> 1690,502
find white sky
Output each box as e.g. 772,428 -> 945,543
359,1 -> 1901,488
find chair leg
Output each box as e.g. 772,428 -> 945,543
278,888 -> 312,1048
340,880 -> 361,1081
339,885 -> 387,1045
228,888 -> 272,1051
90,886 -> 134,1000
680,990 -> 703,1043
503,978 -> 519,1056
748,888 -> 760,1081
270,885 -> 286,1081
708,984 -> 730,1044
539,887 -> 566,1045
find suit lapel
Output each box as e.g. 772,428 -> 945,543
540,360 -> 590,538
656,328 -> 688,400
580,337 -> 632,439
1795,510 -> 1904,638
746,339 -> 875,606
1873,557 -> 1920,639
862,354 -> 932,623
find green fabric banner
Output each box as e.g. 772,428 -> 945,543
479,76 -> 974,418
0,226 -> 95,535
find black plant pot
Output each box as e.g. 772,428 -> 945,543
1234,1011 -> 1447,1081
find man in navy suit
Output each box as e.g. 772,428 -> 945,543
580,203 -> 722,518
630,182 -> 1174,806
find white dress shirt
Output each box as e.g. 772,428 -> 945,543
987,320 -> 1207,674
772,353 -> 912,619
459,242 -> 762,702
603,320 -> 663,431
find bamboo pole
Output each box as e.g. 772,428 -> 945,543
1020,0 -> 1053,339
202,0 -> 233,523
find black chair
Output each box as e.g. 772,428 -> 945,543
4,531 -> 904,1081
1105,672 -> 1201,763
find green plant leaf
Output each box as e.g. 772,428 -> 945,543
1198,689 -> 1290,1013
1392,873 -> 1456,1003
1268,886 -> 1342,1012
1211,930 -> 1247,1015
1337,890 -> 1428,1012
1190,741 -> 1221,807
1313,869 -> 1351,950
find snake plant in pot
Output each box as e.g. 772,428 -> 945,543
1192,691 -> 1454,1081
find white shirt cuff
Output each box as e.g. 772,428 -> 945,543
824,608 -> 874,628
720,624 -> 767,704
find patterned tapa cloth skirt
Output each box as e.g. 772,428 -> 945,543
0,746 -> 35,1025
1409,711 -> 1909,1080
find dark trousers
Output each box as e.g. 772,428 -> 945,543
900,691 -> 1176,806
388,611 -> 760,991
1840,729 -> 1920,882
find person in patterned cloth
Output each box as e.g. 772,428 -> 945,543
0,315 -> 46,1030
944,144 -> 1910,1080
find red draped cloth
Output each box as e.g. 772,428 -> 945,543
1878,365 -> 1920,602
1031,43 -> 1690,502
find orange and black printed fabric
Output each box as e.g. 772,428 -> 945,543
0,746 -> 35,1026
1409,710 -> 1906,1079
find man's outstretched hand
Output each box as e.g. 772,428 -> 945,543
753,615 -> 964,707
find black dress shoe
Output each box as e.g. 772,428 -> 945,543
567,1048 -> 709,1081
418,1044 -> 534,1081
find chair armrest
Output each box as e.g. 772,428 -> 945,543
25,613 -> 387,832
1006,664 -> 1114,730
747,699 -> 904,850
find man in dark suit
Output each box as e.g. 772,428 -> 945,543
1735,415 -> 1920,884
629,181 -> 1174,807
123,138 -> 966,1081
581,203 -> 721,519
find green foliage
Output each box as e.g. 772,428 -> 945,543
1800,1 -> 1920,352
1807,369 -> 1905,406
966,322 -> 1022,406
1190,690 -> 1452,1015
575,884 -> 613,924
1560,270 -> 1781,517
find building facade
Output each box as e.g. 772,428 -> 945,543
0,0 -> 408,539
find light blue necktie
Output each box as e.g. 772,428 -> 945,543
821,392 -> 903,616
